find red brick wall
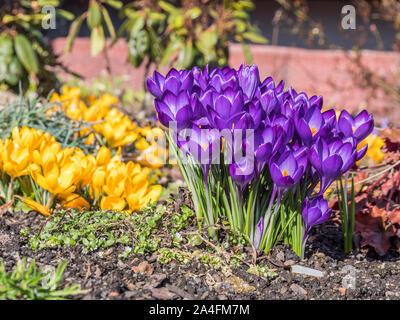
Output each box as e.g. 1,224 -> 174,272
52,38 -> 400,122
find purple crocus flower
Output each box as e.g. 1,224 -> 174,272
192,65 -> 209,91
229,157 -> 255,192
253,126 -> 283,175
309,137 -> 357,194
207,88 -> 245,130
295,105 -> 333,146
269,146 -> 307,191
209,66 -> 239,92
154,91 -> 193,130
147,69 -> 193,99
178,125 -> 221,176
256,77 -> 285,115
267,114 -> 294,145
237,64 -> 260,101
302,196 -> 332,240
338,110 -> 374,143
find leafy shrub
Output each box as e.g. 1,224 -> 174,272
66,0 -> 267,87
0,0 -> 73,95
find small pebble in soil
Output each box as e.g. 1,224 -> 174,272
291,265 -> 324,278
290,283 -> 307,297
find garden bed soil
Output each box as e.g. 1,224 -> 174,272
1,207 -> 400,300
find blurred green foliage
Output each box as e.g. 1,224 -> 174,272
67,0 -> 267,84
118,0 -> 267,70
0,0 -> 74,95
65,0 -> 122,57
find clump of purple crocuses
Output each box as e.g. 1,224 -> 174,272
148,64 -> 374,257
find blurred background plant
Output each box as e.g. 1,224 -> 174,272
66,0 -> 267,99
65,0 -> 122,79
273,0 -> 400,122
0,0 -> 75,96
118,0 -> 267,70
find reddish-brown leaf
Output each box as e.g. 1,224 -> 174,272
388,209 -> 400,226
355,206 -> 395,256
0,197 -> 14,217
381,171 -> 400,196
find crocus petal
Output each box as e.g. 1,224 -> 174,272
338,110 -> 353,137
322,154 -> 343,178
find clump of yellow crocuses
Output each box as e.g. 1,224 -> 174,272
0,126 -> 162,216
92,146 -> 162,211
50,86 -> 167,167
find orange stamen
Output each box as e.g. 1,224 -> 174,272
310,126 -> 317,136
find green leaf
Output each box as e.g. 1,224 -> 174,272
235,20 -> 247,33
87,1 -> 102,29
56,9 -> 75,21
160,39 -> 181,66
242,32 -> 268,44
185,7 -> 201,19
101,7 -> 116,39
172,13 -> 184,28
238,0 -> 255,10
0,34 -> 13,56
158,1 -> 177,13
2,14 -> 15,24
195,30 -> 218,61
104,0 -> 123,9
65,14 -> 85,53
178,42 -> 194,68
14,34 -> 39,74
37,0 -> 60,6
90,26 -> 105,56
129,16 -> 145,36
233,10 -> 249,20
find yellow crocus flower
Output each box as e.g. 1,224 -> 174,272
60,193 -> 90,212
100,196 -> 126,211
18,197 -> 51,216
30,149 -> 81,197
95,146 -> 112,166
357,133 -> 385,164
1,139 -> 31,178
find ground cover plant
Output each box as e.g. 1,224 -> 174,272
148,64 -> 374,258
19,203 -> 190,256
0,258 -> 85,300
